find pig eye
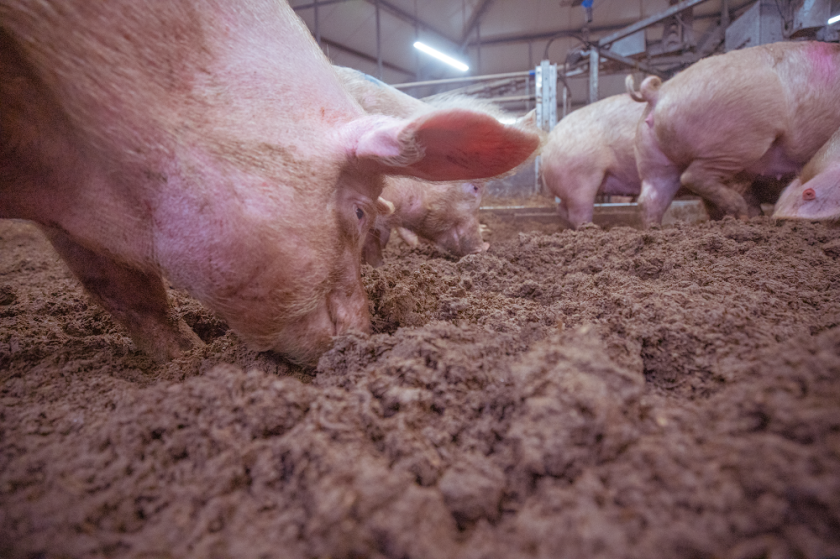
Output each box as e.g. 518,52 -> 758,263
355,207 -> 365,220
803,188 -> 816,201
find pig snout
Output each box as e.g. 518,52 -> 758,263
327,281 -> 372,337
257,280 -> 370,367
436,222 -> 488,256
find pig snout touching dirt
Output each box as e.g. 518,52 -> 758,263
774,128 -> 840,222
362,178 -> 488,267
627,42 -> 840,228
539,94 -> 645,229
0,1 -> 540,366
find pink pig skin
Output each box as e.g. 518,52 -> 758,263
774,127 -> 840,222
0,0 -> 539,365
539,94 -> 645,229
629,41 -> 840,228
334,66 -> 495,267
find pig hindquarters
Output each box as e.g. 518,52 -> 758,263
628,42 -> 840,227
0,1 -> 539,365
539,94 -> 645,229
773,127 -> 840,221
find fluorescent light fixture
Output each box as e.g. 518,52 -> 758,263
828,13 -> 840,25
414,41 -> 469,72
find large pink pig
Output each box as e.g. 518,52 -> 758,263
773,127 -> 840,221
627,42 -> 840,227
539,94 -> 645,228
0,0 -> 539,365
334,65 -> 496,266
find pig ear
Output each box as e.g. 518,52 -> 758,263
355,109 -> 540,181
376,197 -> 395,215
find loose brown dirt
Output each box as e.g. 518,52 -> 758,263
2,215 -> 840,559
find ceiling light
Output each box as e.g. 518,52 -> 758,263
828,14 -> 840,25
413,42 -> 469,72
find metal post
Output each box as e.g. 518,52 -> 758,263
414,0 -> 420,81
375,0 -> 383,79
534,60 -> 558,193
314,0 -> 320,46
476,22 -> 481,75
525,75 -> 530,111
562,85 -> 568,118
588,47 -> 599,104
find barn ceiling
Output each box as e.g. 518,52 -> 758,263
290,0 -> 763,108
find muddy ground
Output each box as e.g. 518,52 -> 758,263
1,212 -> 840,559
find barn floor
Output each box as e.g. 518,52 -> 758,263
2,214 -> 840,559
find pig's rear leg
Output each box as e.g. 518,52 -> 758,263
637,171 -> 683,228
42,227 -> 203,362
680,163 -> 750,220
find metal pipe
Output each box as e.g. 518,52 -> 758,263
394,70 -> 532,89
589,47 -> 599,103
485,94 -> 535,102
597,48 -> 668,77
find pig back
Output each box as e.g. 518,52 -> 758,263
334,66 -> 428,119
651,42 -> 840,168
772,41 -> 840,163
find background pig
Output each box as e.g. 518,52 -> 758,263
361,177 -> 488,267
335,65 -> 529,266
773,127 -> 840,221
539,94 -> 645,229
0,0 -> 539,365
627,42 -> 840,227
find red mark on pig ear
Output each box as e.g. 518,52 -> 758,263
803,188 -> 816,201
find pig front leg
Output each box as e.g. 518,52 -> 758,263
543,165 -> 603,229
41,227 -> 203,362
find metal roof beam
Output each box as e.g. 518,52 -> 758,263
597,0 -> 713,47
361,0 -> 461,46
319,37 -> 415,76
460,0 -> 496,49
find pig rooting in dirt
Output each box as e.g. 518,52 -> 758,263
0,0 -> 540,365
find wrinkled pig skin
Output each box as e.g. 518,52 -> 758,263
0,0 -> 540,366
539,94 -> 645,229
335,66 -> 494,266
629,41 -> 840,227
774,127 -> 840,221
362,178 -> 489,267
